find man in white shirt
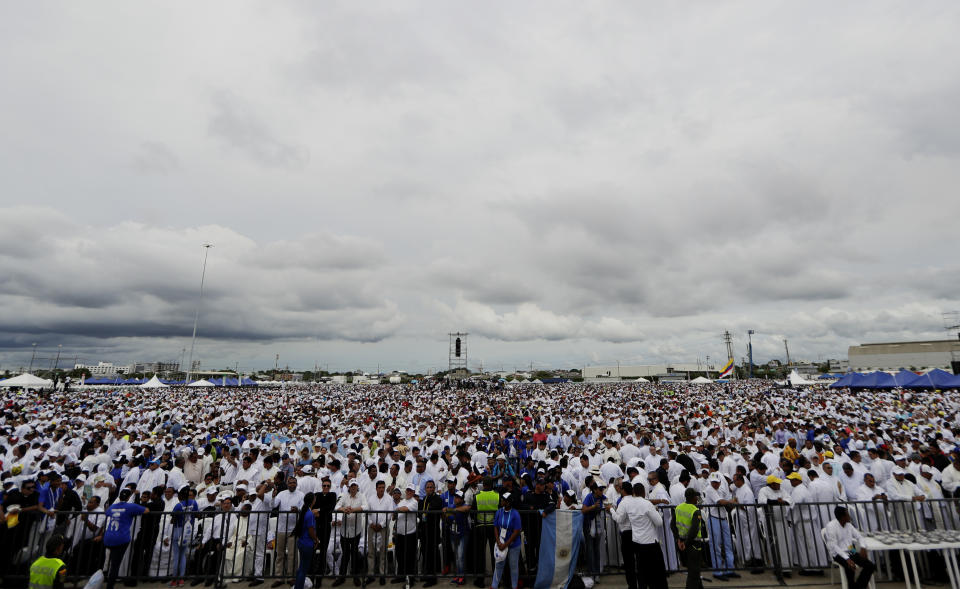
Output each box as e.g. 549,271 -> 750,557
167,457 -> 188,492
366,480 -> 394,584
245,482 -> 273,585
757,475 -> 792,579
271,477 -> 304,586
940,455 -> 960,497
613,483 -> 667,589
702,473 -> 738,579
886,467 -> 925,530
392,486 -> 419,583
333,480 -> 368,586
137,459 -> 167,493
233,455 -> 262,489
731,473 -> 762,568
823,506 -> 875,589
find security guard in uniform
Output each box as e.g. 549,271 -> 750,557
471,477 -> 500,588
672,488 -> 707,589
30,534 -> 67,589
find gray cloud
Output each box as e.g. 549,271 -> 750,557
208,93 -> 309,170
0,209 -> 404,354
131,141 -> 179,175
0,2 -> 959,371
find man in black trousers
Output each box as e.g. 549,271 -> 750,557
419,481 -> 444,587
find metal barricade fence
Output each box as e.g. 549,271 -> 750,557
2,499 -> 959,587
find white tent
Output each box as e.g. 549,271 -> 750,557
787,370 -> 817,386
0,373 -> 54,388
531,379 -> 543,384
140,375 -> 169,389
690,376 -> 713,384
635,377 -> 650,383
187,379 -> 215,387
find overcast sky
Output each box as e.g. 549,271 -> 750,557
2,2 -> 959,374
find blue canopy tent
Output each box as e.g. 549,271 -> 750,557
859,371 -> 896,389
890,369 -> 920,388
830,372 -> 865,388
904,369 -> 958,389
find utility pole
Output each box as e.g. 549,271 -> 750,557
784,339 -> 791,367
28,343 -> 37,373
185,243 -> 213,384
747,330 -> 755,379
53,344 -> 62,372
723,331 -> 736,380
944,312 -> 960,374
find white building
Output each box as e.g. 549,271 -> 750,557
827,358 -> 850,373
848,340 -> 960,373
583,363 -> 714,381
74,362 -> 132,376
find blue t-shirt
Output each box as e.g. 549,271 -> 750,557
104,502 -> 147,547
582,492 -> 603,525
449,510 -> 468,539
494,508 -> 522,549
172,499 -> 200,527
297,509 -> 316,549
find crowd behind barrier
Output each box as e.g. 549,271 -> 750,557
4,380 -> 960,589
3,498 -> 960,587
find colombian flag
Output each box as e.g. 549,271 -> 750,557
719,358 -> 734,378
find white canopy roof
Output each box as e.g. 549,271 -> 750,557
690,376 -> 713,384
787,370 -> 817,386
635,377 -> 650,383
140,375 -> 169,388
187,379 -> 215,387
0,373 -> 54,388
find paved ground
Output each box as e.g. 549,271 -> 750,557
113,573 -> 918,589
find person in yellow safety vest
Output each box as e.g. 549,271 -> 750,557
29,534 -> 67,589
671,488 -> 707,589
471,477 -> 500,588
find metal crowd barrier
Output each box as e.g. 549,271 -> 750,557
1,498 -> 958,587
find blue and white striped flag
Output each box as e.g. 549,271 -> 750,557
534,510 -> 584,589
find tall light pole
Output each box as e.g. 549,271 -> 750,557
53,344 -> 62,372
747,330 -> 755,379
28,343 -> 37,373
185,244 -> 213,384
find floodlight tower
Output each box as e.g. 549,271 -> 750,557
449,333 -> 468,374
185,243 -> 213,385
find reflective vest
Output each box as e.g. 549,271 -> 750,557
674,503 -> 705,540
475,490 -> 499,525
29,556 -> 65,589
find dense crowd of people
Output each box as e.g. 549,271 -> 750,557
2,380 -> 959,589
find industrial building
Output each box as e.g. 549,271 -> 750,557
848,340 -> 960,373
583,363 -> 714,382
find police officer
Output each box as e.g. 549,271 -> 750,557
471,477 -> 499,588
30,534 -> 67,589
671,488 -> 707,589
